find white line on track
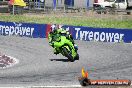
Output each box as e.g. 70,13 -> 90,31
0,87 -> 25,88
30,85 -> 82,88
0,84 -> 132,88
0,82 -> 131,88
0,85 -> 82,88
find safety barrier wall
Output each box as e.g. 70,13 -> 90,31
0,21 -> 132,43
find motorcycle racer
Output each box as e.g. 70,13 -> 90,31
48,24 -> 77,55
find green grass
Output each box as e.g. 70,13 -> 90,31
0,14 -> 132,29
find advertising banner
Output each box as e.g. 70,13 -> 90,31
0,21 -> 132,43
62,25 -> 132,43
0,21 -> 46,38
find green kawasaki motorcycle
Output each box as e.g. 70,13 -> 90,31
49,33 -> 79,62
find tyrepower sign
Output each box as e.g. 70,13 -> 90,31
0,21 -> 46,38
63,25 -> 132,43
75,28 -> 124,42
0,22 -> 34,36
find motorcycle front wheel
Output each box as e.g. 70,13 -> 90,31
63,47 -> 74,62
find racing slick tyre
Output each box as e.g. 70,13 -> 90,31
63,47 -> 74,62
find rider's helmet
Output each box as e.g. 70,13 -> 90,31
50,24 -> 64,30
50,24 -> 57,32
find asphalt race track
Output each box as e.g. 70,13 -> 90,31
0,36 -> 132,87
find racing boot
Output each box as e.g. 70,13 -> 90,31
74,44 -> 78,52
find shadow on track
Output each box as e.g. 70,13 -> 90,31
50,59 -> 71,62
